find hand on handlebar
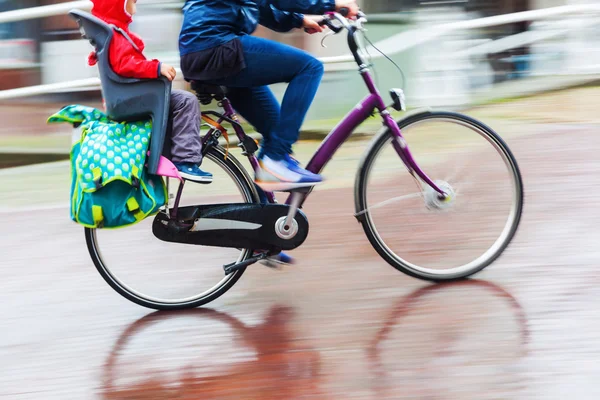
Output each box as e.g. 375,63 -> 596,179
302,1 -> 364,35
335,0 -> 360,19
302,15 -> 326,34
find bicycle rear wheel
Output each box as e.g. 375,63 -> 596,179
355,111 -> 523,281
86,146 -> 259,310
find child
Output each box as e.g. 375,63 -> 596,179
88,0 -> 211,183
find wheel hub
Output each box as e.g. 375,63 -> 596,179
424,180 -> 456,211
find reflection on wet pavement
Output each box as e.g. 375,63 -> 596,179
367,281 -> 528,399
102,306 -> 324,399
97,280 -> 526,400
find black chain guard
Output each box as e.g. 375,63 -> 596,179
152,203 -> 309,251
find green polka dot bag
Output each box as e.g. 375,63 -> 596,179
48,105 -> 167,229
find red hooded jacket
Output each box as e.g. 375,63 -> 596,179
88,0 -> 160,79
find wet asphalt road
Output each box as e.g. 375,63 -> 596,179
3,103 -> 600,399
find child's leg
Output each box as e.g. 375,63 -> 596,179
169,90 -> 202,164
170,90 -> 212,183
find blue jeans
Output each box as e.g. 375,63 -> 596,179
207,35 -> 325,160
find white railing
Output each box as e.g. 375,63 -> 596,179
1,2 -> 600,100
0,78 -> 100,100
0,1 -> 91,24
321,3 -> 600,64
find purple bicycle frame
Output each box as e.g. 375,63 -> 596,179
206,69 -> 445,207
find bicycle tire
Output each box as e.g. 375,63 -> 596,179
355,111 -> 524,281
85,145 -> 260,310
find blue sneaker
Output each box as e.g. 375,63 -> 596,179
174,162 -> 213,184
255,154 -> 322,192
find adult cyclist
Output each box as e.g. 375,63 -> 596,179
179,0 -> 359,192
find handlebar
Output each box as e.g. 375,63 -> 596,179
301,8 -> 369,67
305,8 -> 368,34
313,15 -> 342,34
316,9 -> 370,67
304,11 -> 344,34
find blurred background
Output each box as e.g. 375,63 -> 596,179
2,0 -> 600,165
3,1 -> 600,399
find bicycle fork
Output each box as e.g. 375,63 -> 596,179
383,113 -> 447,199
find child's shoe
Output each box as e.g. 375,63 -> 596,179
174,162 -> 213,184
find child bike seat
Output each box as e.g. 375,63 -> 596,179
69,9 -> 171,175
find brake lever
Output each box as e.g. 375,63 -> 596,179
305,16 -> 343,34
320,30 -> 336,48
356,17 -> 368,31
324,18 -> 343,33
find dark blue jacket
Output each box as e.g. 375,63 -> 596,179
179,0 -> 336,56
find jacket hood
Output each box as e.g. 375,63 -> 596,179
91,0 -> 132,28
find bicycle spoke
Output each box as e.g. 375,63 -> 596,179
355,192 -> 423,217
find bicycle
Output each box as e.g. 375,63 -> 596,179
85,10 -> 524,310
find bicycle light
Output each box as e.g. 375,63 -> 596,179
390,88 -> 406,111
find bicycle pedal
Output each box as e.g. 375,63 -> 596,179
259,258 -> 284,270
223,252 -> 269,275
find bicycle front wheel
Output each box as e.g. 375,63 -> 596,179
86,146 -> 259,310
355,111 -> 524,281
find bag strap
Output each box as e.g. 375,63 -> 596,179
92,167 -> 103,189
126,197 -> 146,222
201,115 -> 230,159
92,205 -> 104,228
131,165 -> 141,188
